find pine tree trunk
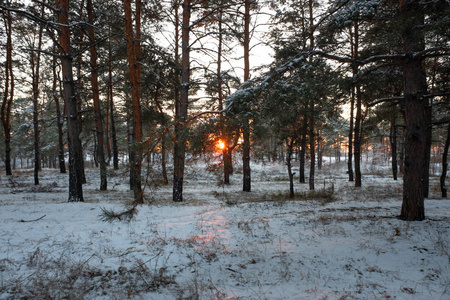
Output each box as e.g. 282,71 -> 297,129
87,0 -> 107,191
161,138 -> 168,185
32,5 -> 44,185
348,25 -> 355,182
440,121 -> 450,198
242,0 -> 251,192
287,139 -> 295,198
107,26 -> 119,170
1,8 -> 14,176
173,0 -> 190,202
76,0 -> 86,185
390,113 -> 398,180
299,116 -> 307,183
354,84 -> 362,187
56,0 -> 84,202
353,20 -> 362,188
308,0 -> 315,191
399,0 -> 428,221
52,54 -> 66,174
124,0 -> 143,202
423,101 -> 432,198
224,147 -> 232,184
318,136 -> 322,170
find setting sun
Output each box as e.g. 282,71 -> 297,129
216,139 -> 226,151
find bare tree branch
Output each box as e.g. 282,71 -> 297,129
368,97 -> 404,107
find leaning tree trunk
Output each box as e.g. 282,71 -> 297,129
56,0 -> 84,202
441,121 -> 450,198
87,0 -> 107,191
399,0 -> 428,221
173,0 -> 190,202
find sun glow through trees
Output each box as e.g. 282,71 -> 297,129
216,139 -> 226,151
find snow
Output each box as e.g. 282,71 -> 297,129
0,159 -> 449,299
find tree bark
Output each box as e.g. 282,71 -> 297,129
287,139 -> 295,198
308,0 -> 315,190
399,0 -> 428,221
353,20 -> 362,188
299,115 -> 307,183
76,0 -> 87,185
173,0 -> 190,202
390,112 -> 398,180
87,0 -> 107,191
347,26 -> 355,182
124,0 -> 143,202
161,137 -> 168,185
107,32 -> 119,170
31,4 -> 44,185
217,8 -> 231,185
242,0 -> 251,192
1,8 -> 14,176
52,54 -> 66,174
423,96 -> 432,198
56,0 -> 84,202
441,121 -> 450,198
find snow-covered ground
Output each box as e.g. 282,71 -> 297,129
0,158 -> 449,299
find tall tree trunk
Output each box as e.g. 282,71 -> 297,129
107,33 -> 119,170
399,0 -> 427,221
423,96 -> 432,198
308,0 -> 315,190
353,20 -> 362,187
105,35 -> 112,165
217,8 -> 230,185
1,8 -> 14,176
124,0 -> 143,202
31,4 -> 44,185
33,4 -> 45,182
161,137 -> 169,185
390,112 -> 398,180
348,26 -> 355,182
76,0 -> 87,184
440,121 -> 450,198
87,0 -> 107,191
299,115 -> 307,183
287,139 -> 295,198
242,0 -> 251,192
317,135 -> 322,170
53,54 -> 66,173
173,0 -> 190,202
56,0 -> 84,202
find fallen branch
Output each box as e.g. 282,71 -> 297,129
19,215 -> 46,222
99,205 -> 138,222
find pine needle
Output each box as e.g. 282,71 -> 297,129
99,204 -> 138,222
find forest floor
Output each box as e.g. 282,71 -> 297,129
0,157 -> 449,299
